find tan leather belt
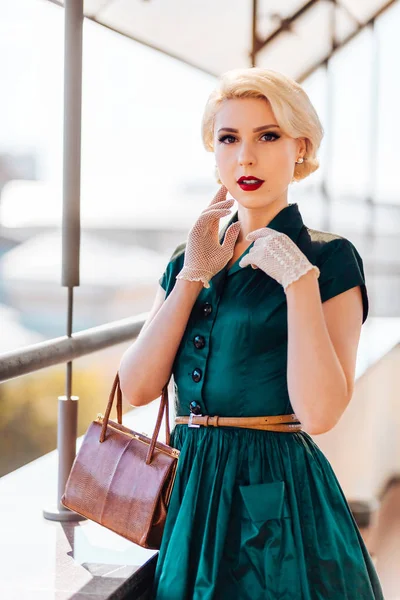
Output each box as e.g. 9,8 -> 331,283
175,413 -> 302,432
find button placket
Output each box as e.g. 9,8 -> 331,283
172,276 -> 226,418
186,277 -> 227,416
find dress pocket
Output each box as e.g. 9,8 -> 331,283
231,480 -> 301,599
239,480 -> 290,521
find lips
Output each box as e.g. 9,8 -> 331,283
237,175 -> 265,192
237,176 -> 264,184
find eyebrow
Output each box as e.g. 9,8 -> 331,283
217,124 -> 280,133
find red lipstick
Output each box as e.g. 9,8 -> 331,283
237,175 -> 265,192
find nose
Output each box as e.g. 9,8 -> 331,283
238,141 -> 256,167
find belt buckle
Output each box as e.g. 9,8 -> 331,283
188,413 -> 201,428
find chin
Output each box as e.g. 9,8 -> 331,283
237,191 -> 271,205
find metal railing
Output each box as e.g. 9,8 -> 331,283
0,314 -> 145,383
0,313 -> 146,521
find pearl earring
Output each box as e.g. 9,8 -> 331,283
296,157 -> 304,164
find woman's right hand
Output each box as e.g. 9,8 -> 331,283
176,185 -> 242,288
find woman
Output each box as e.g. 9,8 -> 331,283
119,67 -> 384,599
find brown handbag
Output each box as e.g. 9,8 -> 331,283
61,373 -> 180,549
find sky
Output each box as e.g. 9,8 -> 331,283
0,0 -> 399,229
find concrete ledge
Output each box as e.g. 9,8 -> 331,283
0,437 -> 158,599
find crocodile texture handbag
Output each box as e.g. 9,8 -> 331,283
61,373 -> 179,549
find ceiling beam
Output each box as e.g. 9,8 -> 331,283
298,0 -> 398,81
47,0 -> 218,78
254,0 -> 318,55
47,0 -> 399,83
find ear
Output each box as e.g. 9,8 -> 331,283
297,137 -> 307,157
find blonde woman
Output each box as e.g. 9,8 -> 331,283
119,67 -> 384,599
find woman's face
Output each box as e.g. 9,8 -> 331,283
213,97 -> 305,207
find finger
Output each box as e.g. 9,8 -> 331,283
238,253 -> 252,268
197,207 -> 232,225
245,228 -> 272,242
221,221 -> 241,251
202,197 -> 234,214
239,254 -> 259,269
246,227 -> 284,243
196,210 -> 232,235
208,184 -> 228,207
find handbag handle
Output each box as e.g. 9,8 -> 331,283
99,373 -> 172,465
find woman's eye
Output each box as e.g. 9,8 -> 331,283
261,132 -> 280,141
218,135 -> 236,144
217,132 -> 280,144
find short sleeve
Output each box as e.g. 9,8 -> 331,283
158,242 -> 186,297
318,238 -> 369,324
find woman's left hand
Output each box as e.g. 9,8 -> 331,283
238,228 -> 320,292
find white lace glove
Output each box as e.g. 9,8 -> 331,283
176,185 -> 241,288
238,227 -> 320,292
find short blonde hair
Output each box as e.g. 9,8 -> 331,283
201,67 -> 324,182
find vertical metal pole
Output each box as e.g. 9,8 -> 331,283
366,20 -> 379,238
43,0 -> 84,522
322,62 -> 333,231
321,1 -> 337,231
365,20 -> 379,317
251,0 -> 258,67
56,289 -> 79,513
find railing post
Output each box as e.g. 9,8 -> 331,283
43,0 -> 84,522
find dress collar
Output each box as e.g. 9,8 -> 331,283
218,202 -> 305,277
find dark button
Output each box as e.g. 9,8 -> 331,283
190,401 -> 202,415
193,334 -> 206,349
191,368 -> 202,383
202,303 -> 213,317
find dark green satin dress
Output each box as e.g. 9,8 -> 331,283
152,203 -> 384,599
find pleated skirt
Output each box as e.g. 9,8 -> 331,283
152,425 -> 384,599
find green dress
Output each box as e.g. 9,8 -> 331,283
151,203 -> 384,599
